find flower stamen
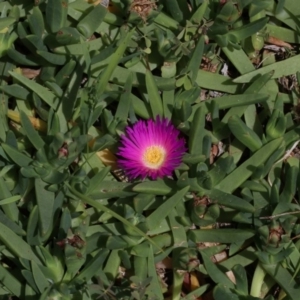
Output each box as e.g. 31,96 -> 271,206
143,146 -> 166,169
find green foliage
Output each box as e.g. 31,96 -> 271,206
0,0 -> 300,299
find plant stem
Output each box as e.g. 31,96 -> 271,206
172,270 -> 185,300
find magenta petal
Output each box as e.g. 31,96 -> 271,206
117,117 -> 186,180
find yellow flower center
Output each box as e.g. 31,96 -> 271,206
143,146 -> 166,169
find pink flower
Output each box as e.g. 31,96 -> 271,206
117,117 -> 186,180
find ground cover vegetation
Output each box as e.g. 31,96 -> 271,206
0,0 -> 300,299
